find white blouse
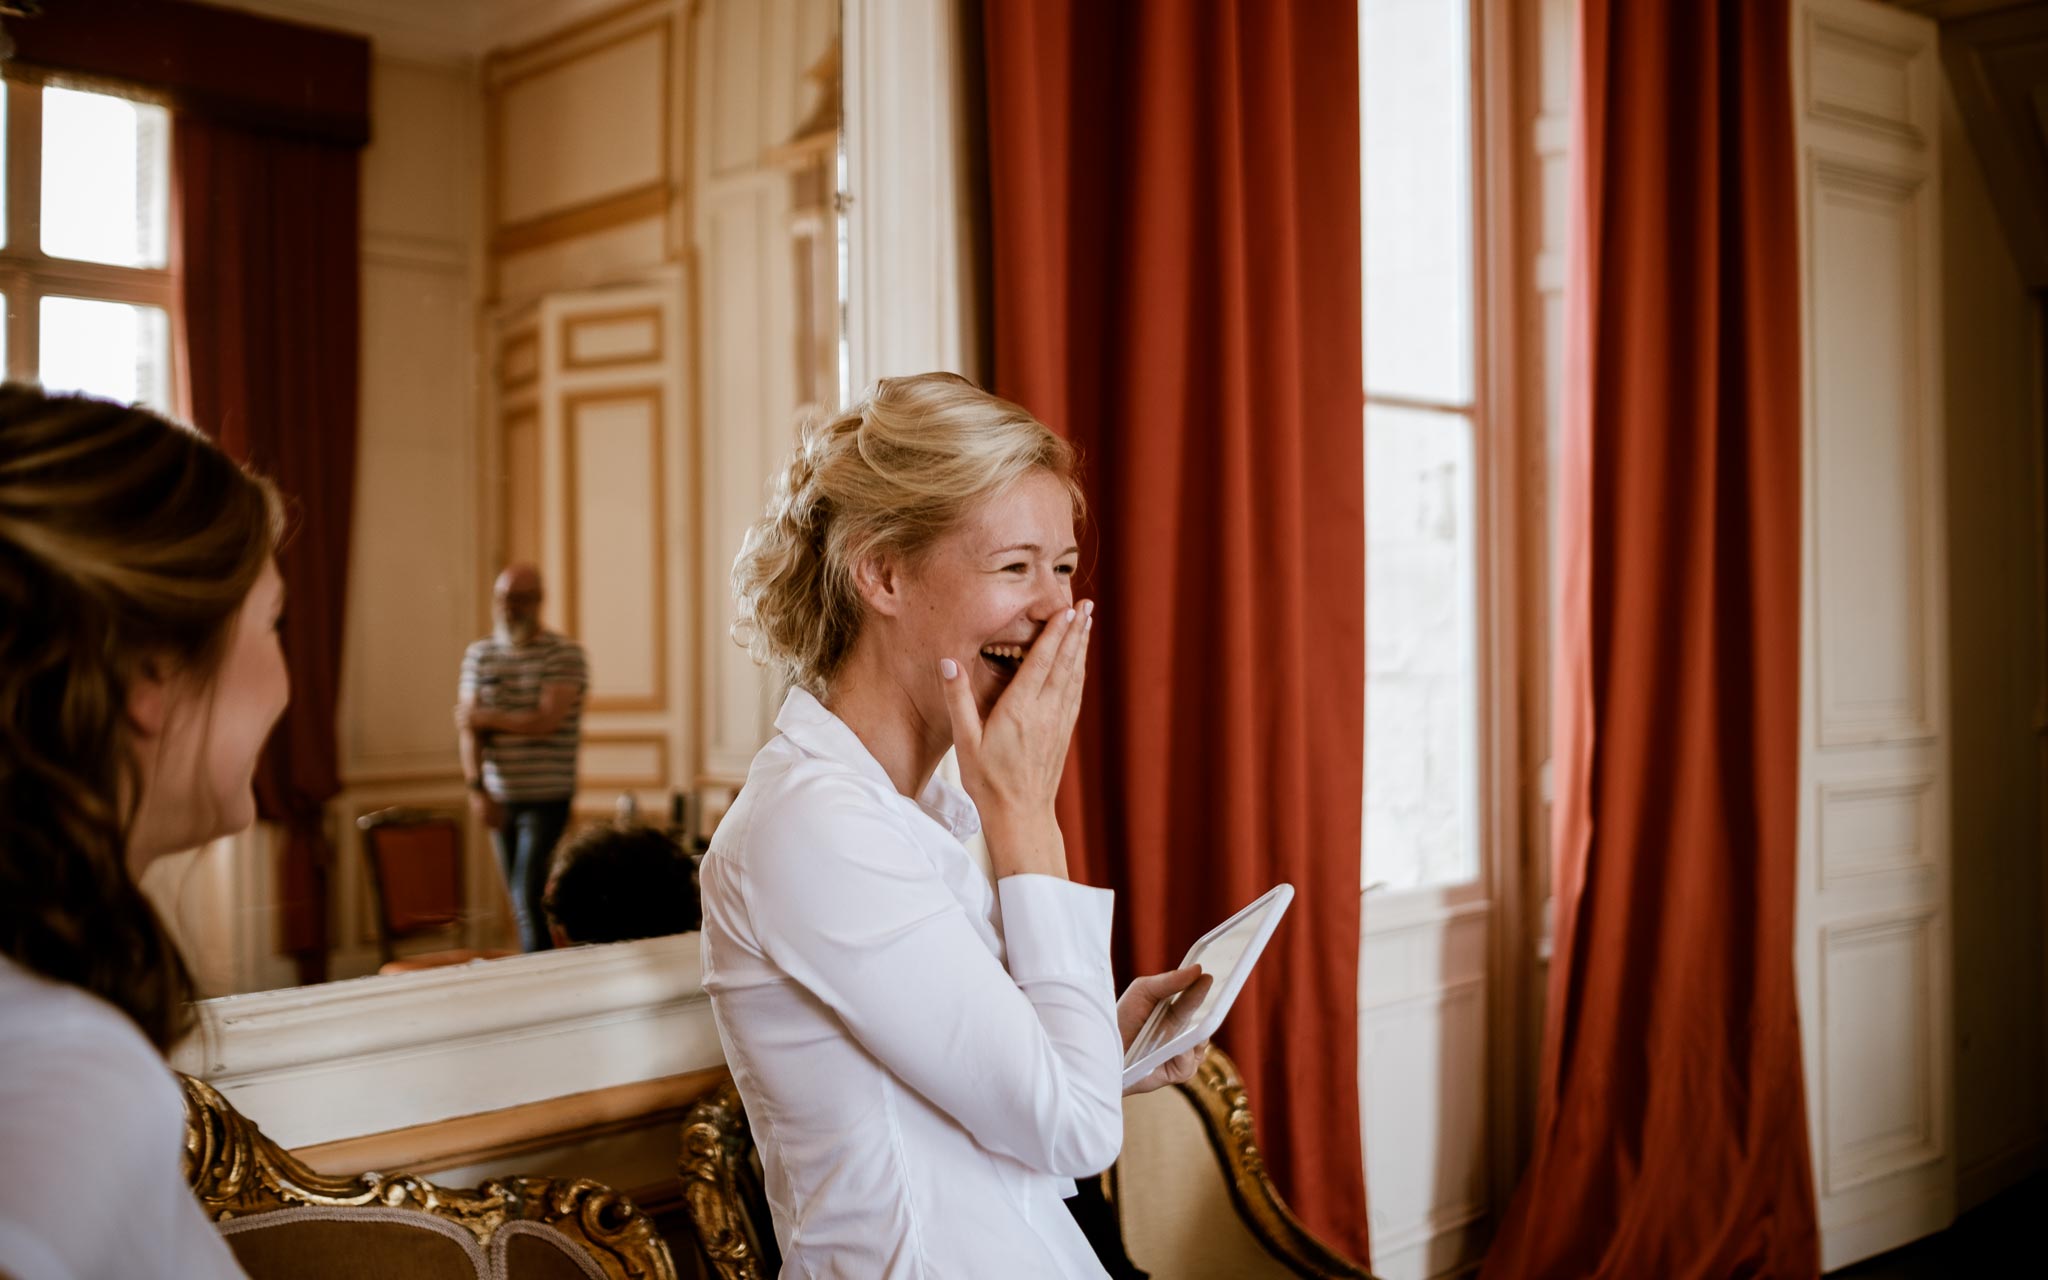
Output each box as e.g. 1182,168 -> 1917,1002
0,956 -> 246,1280
700,689 -> 1124,1279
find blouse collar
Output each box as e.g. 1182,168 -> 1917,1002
773,687 -> 982,840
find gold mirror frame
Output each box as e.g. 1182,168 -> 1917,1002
181,1074 -> 679,1280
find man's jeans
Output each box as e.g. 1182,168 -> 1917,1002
494,798 -> 571,952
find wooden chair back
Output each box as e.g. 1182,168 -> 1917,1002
356,807 -> 469,964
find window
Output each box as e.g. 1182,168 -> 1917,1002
0,79 -> 175,410
1361,0 -> 1481,894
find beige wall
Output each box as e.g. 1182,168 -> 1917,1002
693,0 -> 839,792
482,0 -> 837,837
149,45 -> 493,992
486,0 -> 686,304
1939,74 -> 2048,1207
329,51 -> 495,978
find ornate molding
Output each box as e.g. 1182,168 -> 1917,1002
675,1054 -> 1375,1280
677,1081 -> 770,1280
172,932 -> 716,1151
183,1074 -> 678,1280
1172,1049 -> 1377,1279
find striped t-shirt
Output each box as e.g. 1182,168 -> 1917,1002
460,631 -> 588,802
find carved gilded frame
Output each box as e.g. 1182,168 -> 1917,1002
675,1050 -> 1376,1280
1131,1049 -> 1379,1279
181,1074 -> 679,1280
676,1081 -> 771,1280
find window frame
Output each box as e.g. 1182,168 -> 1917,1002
0,75 -> 180,400
1360,0 -> 1523,921
1356,0 -> 1545,1221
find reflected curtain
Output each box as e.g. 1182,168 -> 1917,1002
6,0 -> 370,987
1479,1 -> 1818,1276
176,119 -> 363,987
982,1 -> 1369,1262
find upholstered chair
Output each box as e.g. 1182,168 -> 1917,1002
181,1074 -> 678,1280
1111,1049 -> 1374,1278
356,807 -> 518,973
676,1047 -> 1376,1280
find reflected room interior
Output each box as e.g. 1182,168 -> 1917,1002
0,0 -> 846,998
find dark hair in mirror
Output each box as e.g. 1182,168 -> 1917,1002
0,384 -> 281,1053
543,822 -> 701,946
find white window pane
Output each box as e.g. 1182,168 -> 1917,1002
1361,0 -> 1474,403
40,296 -> 170,410
42,87 -> 170,268
1364,403 -> 1478,891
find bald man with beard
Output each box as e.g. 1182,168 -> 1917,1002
456,564 -> 589,952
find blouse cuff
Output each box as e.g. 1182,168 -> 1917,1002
997,875 -> 1114,982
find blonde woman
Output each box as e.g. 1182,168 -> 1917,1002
703,374 -> 1204,1278
1,386 -> 285,1278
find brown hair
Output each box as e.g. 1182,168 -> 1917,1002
731,372 -> 1083,696
0,385 -> 281,1053
543,822 -> 701,945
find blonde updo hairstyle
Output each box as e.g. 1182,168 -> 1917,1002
733,373 -> 1082,697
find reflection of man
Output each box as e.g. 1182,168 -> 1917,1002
456,564 -> 587,952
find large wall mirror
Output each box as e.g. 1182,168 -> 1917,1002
0,0 -> 970,1151
74,0 -> 850,1005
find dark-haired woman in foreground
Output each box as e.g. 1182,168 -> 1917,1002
0,386 -> 284,1279
702,373 -> 1205,1278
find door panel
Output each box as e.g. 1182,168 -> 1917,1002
1794,0 -> 1954,1268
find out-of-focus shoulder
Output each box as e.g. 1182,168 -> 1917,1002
0,961 -> 169,1079
0,960 -> 183,1153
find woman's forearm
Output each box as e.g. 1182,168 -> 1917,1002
980,805 -> 1069,880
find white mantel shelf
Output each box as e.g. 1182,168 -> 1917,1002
172,932 -> 720,1150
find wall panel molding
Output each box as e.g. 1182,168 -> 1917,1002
562,385 -> 670,713
580,732 -> 673,789
1807,11 -> 1936,147
1808,152 -> 1938,748
1818,906 -> 1946,1194
485,3 -> 674,280
1819,773 -> 1938,886
561,304 -> 665,369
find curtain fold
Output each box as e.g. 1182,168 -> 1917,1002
1480,2 -> 1817,1276
175,117 -> 363,988
982,1 -> 1369,1263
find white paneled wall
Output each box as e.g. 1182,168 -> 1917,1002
1794,0 -> 1954,1268
1360,893 -> 1494,1279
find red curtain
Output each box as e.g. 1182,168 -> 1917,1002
983,1 -> 1369,1263
1480,2 -> 1817,1276
176,117 -> 364,988
2,0 -> 370,147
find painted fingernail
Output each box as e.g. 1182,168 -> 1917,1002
1064,607 -> 1076,622
939,658 -> 958,679
1082,599 -> 1095,617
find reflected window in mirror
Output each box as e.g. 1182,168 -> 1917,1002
1,79 -> 174,410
